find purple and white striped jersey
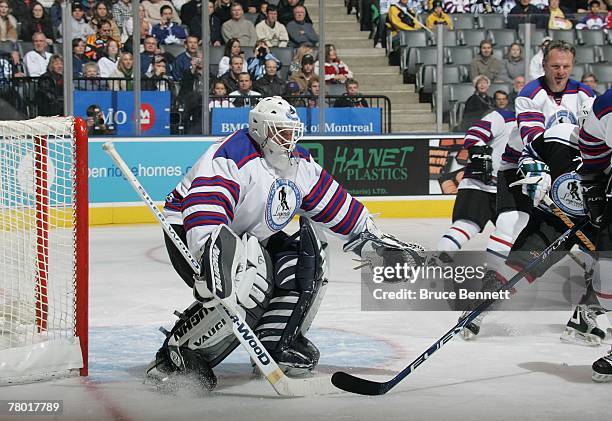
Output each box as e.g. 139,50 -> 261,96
515,77 -> 595,145
163,128 -> 369,258
579,88 -> 612,173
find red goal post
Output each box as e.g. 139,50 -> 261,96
0,117 -> 88,383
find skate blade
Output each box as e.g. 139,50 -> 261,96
592,372 -> 612,383
560,328 -> 602,347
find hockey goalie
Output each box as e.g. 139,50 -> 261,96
145,96 -> 424,391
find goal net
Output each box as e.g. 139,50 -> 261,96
0,117 -> 88,383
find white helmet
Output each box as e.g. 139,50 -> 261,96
578,97 -> 595,127
249,96 -> 304,172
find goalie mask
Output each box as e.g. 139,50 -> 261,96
249,96 -> 305,173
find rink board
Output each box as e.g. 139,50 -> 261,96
86,134 -> 463,225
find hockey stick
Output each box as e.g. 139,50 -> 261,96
331,217 -> 590,395
541,196 -> 596,251
103,142 -> 335,397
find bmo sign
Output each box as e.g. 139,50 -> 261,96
74,92 -> 170,136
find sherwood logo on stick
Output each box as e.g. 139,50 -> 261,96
230,315 -> 270,365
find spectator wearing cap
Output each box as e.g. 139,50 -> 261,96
286,5 -> 318,48
289,53 -> 316,94
141,0 -> 181,26
576,1 -> 606,29
221,2 -> 257,46
279,0 -> 312,26
286,80 -> 306,107
425,1 -> 453,30
61,3 -> 95,41
462,75 -> 494,131
24,32 -> 52,76
333,78 -> 369,108
256,5 -> 289,48
254,59 -> 286,97
470,40 -> 504,83
229,72 -> 261,107
528,36 -> 551,81
507,0 -> 547,30
152,4 -> 188,45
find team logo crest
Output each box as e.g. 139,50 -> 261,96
266,179 -> 301,231
550,172 -> 586,216
545,109 -> 578,129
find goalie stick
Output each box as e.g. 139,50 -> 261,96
103,142 -> 335,397
331,217 -> 591,395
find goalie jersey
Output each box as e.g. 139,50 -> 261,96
163,128 -> 369,257
578,88 -> 612,172
460,109 -> 517,193
516,77 -> 595,144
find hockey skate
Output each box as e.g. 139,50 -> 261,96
459,310 -> 485,340
592,346 -> 612,382
145,347 -> 217,393
271,334 -> 320,377
560,304 -> 606,347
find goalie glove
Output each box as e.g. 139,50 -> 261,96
517,158 -> 551,207
344,218 -> 425,277
466,145 -> 493,184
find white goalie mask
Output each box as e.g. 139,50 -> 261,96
578,97 -> 595,128
248,96 -> 304,173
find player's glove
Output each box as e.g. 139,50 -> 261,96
517,158 -> 551,207
466,145 -> 493,184
579,170 -> 608,228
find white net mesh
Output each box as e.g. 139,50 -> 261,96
0,117 -> 81,368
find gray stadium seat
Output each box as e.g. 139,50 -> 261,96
450,14 -> 476,29
450,83 -> 475,103
0,40 -> 14,54
518,28 -> 548,46
575,46 -> 599,65
589,63 -> 612,83
478,14 -> 505,30
270,47 -> 293,66
489,83 -> 511,95
571,64 -> 588,81
578,30 -> 606,46
459,29 -> 487,46
208,46 -> 225,67
403,46 -> 439,80
446,46 -> 474,65
162,44 -> 184,58
601,45 -> 612,62
486,29 -> 518,47
399,30 -> 429,48
549,29 -> 577,45
430,29 -> 460,47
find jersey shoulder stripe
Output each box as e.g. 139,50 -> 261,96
518,78 -> 543,99
294,145 -> 312,161
496,109 -> 516,122
213,128 -> 262,169
594,89 -> 612,119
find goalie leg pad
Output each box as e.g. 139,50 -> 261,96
256,217 -> 329,374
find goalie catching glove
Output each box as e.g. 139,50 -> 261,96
517,158 -> 551,207
344,218 -> 426,280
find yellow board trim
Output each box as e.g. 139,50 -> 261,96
88,199 -> 455,226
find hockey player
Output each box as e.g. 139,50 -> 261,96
577,88 -> 612,381
515,40 -> 594,146
461,117 -> 607,345
145,96 -> 421,390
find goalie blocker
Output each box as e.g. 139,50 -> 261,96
147,218 -> 328,389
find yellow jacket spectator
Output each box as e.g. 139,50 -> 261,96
425,2 -> 453,30
386,0 -> 424,37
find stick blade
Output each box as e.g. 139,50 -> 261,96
331,371 -> 389,396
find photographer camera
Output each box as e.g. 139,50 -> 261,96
246,39 -> 281,81
86,104 -> 114,136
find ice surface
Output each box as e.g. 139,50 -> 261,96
2,219 -> 610,421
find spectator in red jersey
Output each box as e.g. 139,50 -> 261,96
21,2 -> 55,43
315,44 -> 353,85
